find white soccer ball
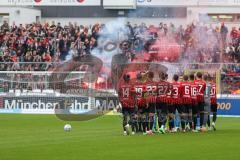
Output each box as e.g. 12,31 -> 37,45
64,124 -> 72,132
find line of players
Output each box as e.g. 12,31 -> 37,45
118,71 -> 217,135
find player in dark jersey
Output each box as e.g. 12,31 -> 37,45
134,72 -> 148,134
118,74 -> 137,135
145,71 -> 157,134
189,74 -> 198,131
203,74 -> 212,130
156,72 -> 169,133
194,72 -> 206,129
171,74 -> 184,132
181,75 -> 193,131
209,76 -> 217,131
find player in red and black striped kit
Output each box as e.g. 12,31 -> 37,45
156,72 -> 170,133
181,75 -> 193,131
189,74 -> 198,131
209,76 -> 217,130
146,72 -> 157,133
171,74 -> 184,131
165,74 -> 174,131
194,72 -> 206,128
134,73 -> 148,133
118,74 -> 137,135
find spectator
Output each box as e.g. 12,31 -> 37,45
220,22 -> 228,46
58,36 -> 71,60
1,20 -> 9,32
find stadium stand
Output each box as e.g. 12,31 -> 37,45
0,21 -> 240,94
1,21 -> 240,65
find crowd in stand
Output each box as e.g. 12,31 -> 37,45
223,26 -> 240,63
1,20 -> 240,93
1,20 -> 239,68
221,64 -> 240,94
222,64 -> 240,74
0,20 -> 100,71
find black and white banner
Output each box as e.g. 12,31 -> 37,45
95,97 -> 119,111
0,96 -> 89,114
0,96 -> 119,114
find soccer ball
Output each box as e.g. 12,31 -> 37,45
64,124 -> 72,132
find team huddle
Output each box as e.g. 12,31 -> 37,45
118,71 -> 217,135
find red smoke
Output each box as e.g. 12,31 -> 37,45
76,0 -> 85,3
148,37 -> 181,62
92,27 -> 182,90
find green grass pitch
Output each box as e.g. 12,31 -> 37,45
0,114 -> 239,160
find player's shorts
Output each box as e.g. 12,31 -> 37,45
179,104 -> 192,114
122,107 -> 135,116
176,105 -> 185,114
192,104 -> 198,115
148,103 -> 156,113
138,106 -> 148,114
211,104 -> 218,112
168,104 -> 176,114
185,104 -> 192,114
156,102 -> 168,114
204,102 -> 211,113
198,102 -> 205,112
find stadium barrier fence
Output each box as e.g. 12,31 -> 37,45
0,62 -> 239,116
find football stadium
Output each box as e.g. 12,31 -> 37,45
0,0 -> 240,160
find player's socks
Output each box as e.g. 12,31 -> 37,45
169,119 -> 174,130
131,125 -> 135,133
142,122 -> 146,133
131,117 -> 138,133
134,122 -> 138,133
171,120 -> 175,130
150,122 -> 154,131
168,121 -> 171,130
189,121 -> 193,130
125,124 -> 130,135
200,113 -> 204,127
143,123 -> 148,134
158,121 -> 162,130
192,117 -> 199,132
145,122 -> 149,131
181,120 -> 186,131
188,113 -> 193,130
138,121 -> 142,132
123,124 -> 127,132
123,116 -> 128,132
193,116 -> 197,130
161,115 -> 167,130
212,112 -> 217,131
207,115 -> 211,128
213,112 -> 217,123
158,119 -> 163,131
149,116 -> 154,131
